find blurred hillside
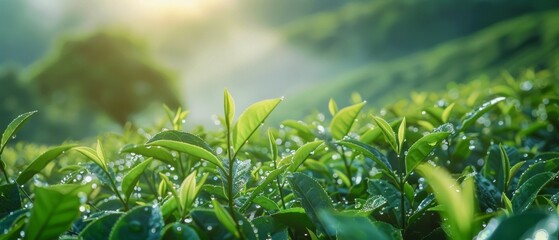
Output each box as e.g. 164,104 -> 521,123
1,0 -> 559,142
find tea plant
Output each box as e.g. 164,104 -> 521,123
0,69 -> 558,239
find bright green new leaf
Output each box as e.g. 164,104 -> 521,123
109,205 -> 164,240
0,111 -> 37,155
281,120 -> 315,141
328,98 -> 338,116
224,89 -> 235,128
416,164 -> 476,240
179,171 -> 198,212
498,144 -> 511,191
405,132 -> 450,176
397,117 -> 406,153
512,172 -> 556,213
233,97 -> 282,153
119,144 -> 175,167
287,172 -> 334,236
329,101 -> 366,140
121,158 -> 153,203
253,196 -> 280,211
75,147 -> 107,171
96,139 -> 106,167
441,103 -> 455,123
25,184 -> 91,240
147,130 -> 223,170
211,199 -> 240,239
16,144 -> 77,184
289,140 -> 323,172
459,97 -> 506,132
372,115 -> 398,153
267,130 -> 278,162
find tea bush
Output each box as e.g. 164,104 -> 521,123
0,69 -> 558,240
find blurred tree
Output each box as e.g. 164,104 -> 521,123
30,30 -> 181,125
0,67 -> 36,128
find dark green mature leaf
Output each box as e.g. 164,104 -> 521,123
191,208 -> 257,240
517,158 -> 559,187
16,144 -> 77,185
121,158 -> 153,203
0,215 -> 25,240
240,165 -> 288,212
119,144 -> 175,167
405,132 -> 450,176
26,184 -> 91,240
220,159 -> 251,199
458,97 -> 506,132
329,101 -> 366,140
0,183 -> 20,218
287,172 -> 334,236
367,179 -> 409,226
252,216 -> 289,240
475,211 -> 556,240
512,172 -> 556,213
269,208 -> 314,234
289,141 -> 323,172
318,210 -> 390,240
109,205 -> 164,240
147,130 -> 223,170
372,115 -> 398,153
79,212 -> 123,240
0,209 -> 27,233
337,139 -> 393,173
224,89 -> 236,128
252,196 -> 279,212
160,223 -> 200,240
212,199 -> 239,239
357,195 -> 387,215
473,172 -> 501,212
233,98 -> 282,153
0,111 -> 37,155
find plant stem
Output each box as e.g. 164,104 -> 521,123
339,146 -> 353,186
399,153 -> 407,230
226,126 -> 245,239
106,170 -> 129,211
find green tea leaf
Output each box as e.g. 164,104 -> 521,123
121,158 -> 153,203
16,144 -> 77,185
367,179 -> 409,226
220,159 -> 251,199
252,216 -> 288,240
475,211 -> 556,240
269,207 -> 314,235
372,115 -> 398,153
79,212 -> 123,240
289,140 -> 323,172
318,210 -> 390,240
267,130 -> 278,162
0,208 -> 27,233
287,172 -> 334,236
330,102 -> 366,140
253,196 -> 280,212
211,199 -> 239,239
240,165 -> 287,212
233,98 -> 282,153
0,183 -> 21,218
512,172 -> 556,213
459,97 -> 506,132
441,103 -> 455,123
179,171 -> 198,212
109,205 -> 164,240
397,117 -> 406,153
405,132 -> 450,176
224,89 -> 235,128
147,130 -> 223,170
416,164 -> 476,240
498,144 -> 511,191
26,184 -> 91,240
517,158 -> 559,187
160,223 -> 200,240
328,98 -> 338,116
473,172 -> 501,212
191,208 -> 257,240
119,144 -> 175,167
75,147 -> 107,171
337,139 -> 393,174
281,120 -> 315,142
0,111 -> 37,155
